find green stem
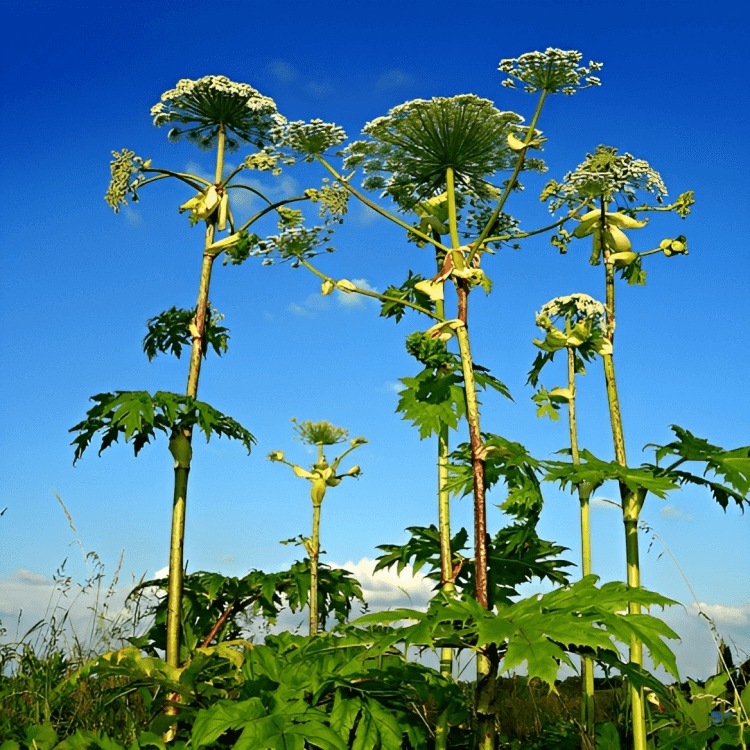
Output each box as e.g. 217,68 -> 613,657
435,255 -> 454,699
453,288 -> 495,748
166,465 -> 188,669
568,347 -> 595,738
467,90 -> 548,267
298,257 -> 442,320
165,125 -> 226,673
315,154 -> 451,253
483,201 -> 591,244
600,218 -> 647,750
445,168 -> 461,250
310,500 -> 321,636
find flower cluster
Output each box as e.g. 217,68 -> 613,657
305,179 -> 349,223
105,149 -> 150,212
344,95 -> 531,210
499,49 -> 603,95
279,119 -> 347,162
543,145 -> 668,211
292,418 -> 349,446
150,75 -> 285,151
537,293 -> 607,325
243,150 -> 282,175
249,225 -> 336,267
534,293 -> 612,358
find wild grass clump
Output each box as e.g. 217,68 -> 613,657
0,539 -> 153,744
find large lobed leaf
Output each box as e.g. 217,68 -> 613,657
70,390 -> 255,463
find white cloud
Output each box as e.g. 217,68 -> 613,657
659,504 -> 693,521
288,293 -> 332,318
0,568 -> 161,651
336,278 -> 379,309
352,202 -> 384,226
379,381 -> 403,394
376,70 -> 414,91
267,59 -> 297,83
689,600 -> 750,626
332,557 -> 434,611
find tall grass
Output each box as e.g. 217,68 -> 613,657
0,495 -> 152,743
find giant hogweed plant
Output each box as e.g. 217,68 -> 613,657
532,153 -> 750,748
70,76 -> 347,676
269,419 -> 366,636
254,49 -> 700,748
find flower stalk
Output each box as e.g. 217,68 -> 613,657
269,422 -> 365,635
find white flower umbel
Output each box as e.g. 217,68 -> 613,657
343,95 -> 529,208
544,145 -> 668,212
499,49 -> 603,95
537,293 -> 607,325
150,75 -> 286,151
281,119 -> 347,162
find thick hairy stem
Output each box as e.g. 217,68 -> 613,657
310,501 -> 321,636
602,246 -> 647,750
166,466 -> 188,669
453,283 -> 495,748
165,125 -> 226,676
568,348 -> 595,737
434,237 -> 455,695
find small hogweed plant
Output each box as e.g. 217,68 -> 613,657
32,54 -> 747,750
269,419 -> 366,635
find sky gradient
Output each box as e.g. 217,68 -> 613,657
1,0 -> 748,680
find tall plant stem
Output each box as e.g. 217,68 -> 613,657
165,125 -> 226,672
467,89 -> 547,267
454,288 -> 496,749
448,167 -> 496,749
601,246 -> 647,750
310,499 -> 322,636
567,347 -> 595,738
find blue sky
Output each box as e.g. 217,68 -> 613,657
1,1 -> 748,680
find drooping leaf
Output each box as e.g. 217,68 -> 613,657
379,271 -> 435,323
543,449 -> 680,499
644,425 -> 750,511
143,305 -> 229,361
70,391 -> 255,463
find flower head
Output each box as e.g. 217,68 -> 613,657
499,49 -> 603,95
537,293 -> 607,326
280,119 -> 347,162
534,293 -> 611,356
105,149 -> 150,212
292,419 -> 349,446
543,145 -> 668,212
343,95 -> 532,210
150,75 -> 285,151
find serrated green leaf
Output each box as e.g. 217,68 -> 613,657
192,697 -> 266,747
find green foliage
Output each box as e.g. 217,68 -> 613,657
129,564 -> 365,660
351,576 -> 680,689
70,391 -> 255,463
142,306 -> 229,361
376,521 -> 572,609
644,425 -> 750,511
397,360 -> 511,440
379,271 -> 435,323
446,433 -> 544,516
544,449 -> 680,499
